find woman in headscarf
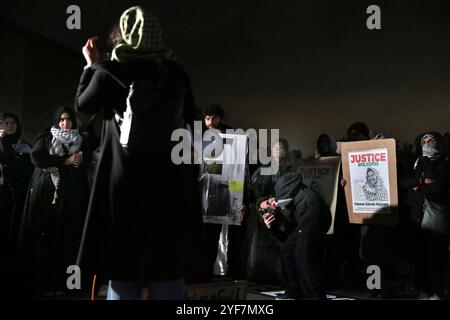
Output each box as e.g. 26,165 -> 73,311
0,115 -> 15,224
315,133 -> 338,159
75,6 -> 202,300
0,113 -> 34,246
0,117 -> 15,293
15,107 -> 91,297
404,132 -> 450,299
362,167 -> 388,202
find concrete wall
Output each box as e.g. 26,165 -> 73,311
0,19 -> 85,143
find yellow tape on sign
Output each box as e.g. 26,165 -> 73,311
229,180 -> 244,192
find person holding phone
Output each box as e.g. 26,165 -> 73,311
261,172 -> 331,299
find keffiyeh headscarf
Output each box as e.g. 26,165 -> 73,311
362,168 -> 388,202
111,6 -> 175,62
421,133 -> 440,160
48,107 -> 82,204
50,127 -> 82,157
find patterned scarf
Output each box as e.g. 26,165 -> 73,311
49,127 -> 82,204
111,6 -> 175,63
421,134 -> 439,160
362,168 -> 388,202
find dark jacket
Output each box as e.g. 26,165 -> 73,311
0,113 -> 35,246
403,155 -> 450,226
270,172 -> 332,241
15,129 -> 91,295
251,160 -> 294,202
75,59 -> 203,282
0,136 -> 15,248
0,136 -> 14,185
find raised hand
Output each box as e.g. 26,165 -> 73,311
82,36 -> 101,68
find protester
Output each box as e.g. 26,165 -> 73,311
248,139 -> 294,284
16,107 -> 91,297
0,113 -> 34,246
261,172 -> 331,299
75,6 -> 203,300
405,132 -> 450,299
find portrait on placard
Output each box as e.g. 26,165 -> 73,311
348,148 -> 391,213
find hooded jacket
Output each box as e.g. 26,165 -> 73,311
271,172 -> 331,240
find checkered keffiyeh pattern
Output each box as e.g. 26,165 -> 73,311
112,6 -> 175,62
50,127 -> 82,156
49,127 -> 82,204
362,168 -> 389,202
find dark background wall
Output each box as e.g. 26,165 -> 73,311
0,20 -> 83,142
1,0 -> 449,155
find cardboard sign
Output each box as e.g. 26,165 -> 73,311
341,139 -> 398,226
185,280 -> 248,300
294,156 -> 341,234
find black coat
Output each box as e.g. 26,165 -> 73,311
271,172 -> 332,240
403,155 -> 450,226
15,130 -> 91,295
0,137 -> 14,253
6,141 -> 34,246
75,59 -> 203,282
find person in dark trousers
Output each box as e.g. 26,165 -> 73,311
75,6 -> 203,300
404,132 -> 450,299
15,107 -> 91,297
261,172 -> 331,299
334,122 -> 371,289
0,113 -> 34,248
0,115 -> 15,241
199,103 -> 250,279
313,133 -> 342,290
248,138 -> 294,284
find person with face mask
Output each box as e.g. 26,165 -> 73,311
405,132 -> 450,300
14,107 -> 91,297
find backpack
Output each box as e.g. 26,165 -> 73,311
97,61 -> 187,152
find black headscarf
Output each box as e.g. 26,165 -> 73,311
52,107 -> 78,130
316,133 -> 338,157
0,112 -> 22,145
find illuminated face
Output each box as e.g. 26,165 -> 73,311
59,112 -> 73,130
272,143 -> 287,162
367,170 -> 378,187
4,117 -> 17,135
421,135 -> 434,144
204,115 -> 221,129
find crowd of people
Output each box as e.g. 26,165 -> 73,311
1,6 -> 449,300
